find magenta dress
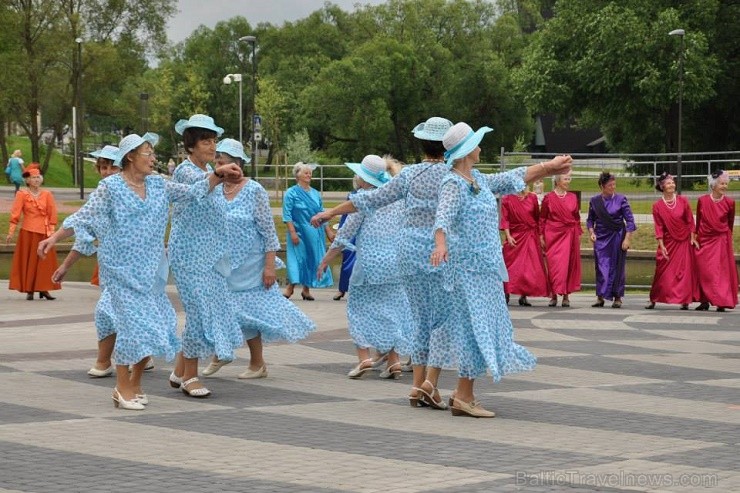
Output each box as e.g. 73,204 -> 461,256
540,191 -> 582,295
649,195 -> 698,305
695,195 -> 738,309
500,193 -> 550,297
586,194 -> 636,300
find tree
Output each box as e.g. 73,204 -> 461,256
513,0 -> 722,153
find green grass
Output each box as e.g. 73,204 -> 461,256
5,135 -> 106,188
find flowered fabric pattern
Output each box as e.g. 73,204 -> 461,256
169,159 -> 243,360
64,174 -> 209,365
433,167 -> 537,381
215,180 -> 315,343
331,194 -> 413,354
282,185 -> 333,287
350,161 -> 452,365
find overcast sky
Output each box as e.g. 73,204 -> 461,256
166,0 -> 388,43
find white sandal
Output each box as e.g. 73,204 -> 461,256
181,377 -> 211,398
202,358 -> 232,376
347,359 -> 374,379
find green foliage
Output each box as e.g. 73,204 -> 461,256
285,129 -> 317,164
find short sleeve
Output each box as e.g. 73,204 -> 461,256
350,171 -> 407,214
331,210 -> 365,251
484,166 -> 527,196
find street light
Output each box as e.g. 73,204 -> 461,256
223,73 -> 243,144
75,37 -> 84,199
669,28 -> 685,194
239,35 -> 257,179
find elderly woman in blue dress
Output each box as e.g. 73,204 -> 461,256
201,139 -> 316,379
168,114 -> 244,398
282,162 -> 334,300
312,117 -> 456,409
317,155 -> 413,379
430,122 -> 572,417
51,133 -> 241,410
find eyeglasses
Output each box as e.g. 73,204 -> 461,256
138,151 -> 156,158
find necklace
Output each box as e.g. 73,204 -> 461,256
223,182 -> 243,196
662,194 -> 676,210
554,189 -> 567,198
122,174 -> 145,189
27,188 -> 41,198
711,194 -> 724,203
452,168 -> 480,195
424,158 -> 445,164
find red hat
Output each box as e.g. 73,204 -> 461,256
22,164 -> 41,178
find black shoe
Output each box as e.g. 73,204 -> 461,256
39,291 -> 56,300
695,303 -> 710,311
592,299 -> 605,308
548,298 -> 557,307
611,300 -> 622,308
717,307 -> 726,312
644,302 -> 655,309
680,304 -> 689,310
26,292 -> 34,300
332,292 -> 345,301
518,297 -> 532,307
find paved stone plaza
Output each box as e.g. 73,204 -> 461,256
0,280 -> 738,492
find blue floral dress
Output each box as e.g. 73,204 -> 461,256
282,185 -> 333,288
331,191 -> 413,355
213,180 -> 316,342
350,161 -> 451,367
433,167 -> 537,381
64,174 -> 211,365
169,160 -> 243,361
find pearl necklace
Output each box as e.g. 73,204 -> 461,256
424,158 -> 445,164
223,182 -> 243,196
662,194 -> 676,210
122,175 -> 145,189
554,189 -> 567,198
452,168 -> 480,195
711,194 -> 724,203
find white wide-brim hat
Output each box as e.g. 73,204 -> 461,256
412,116 -> 453,141
174,114 -> 224,136
443,122 -> 493,165
345,154 -> 390,188
90,145 -> 121,165
216,138 -> 251,163
114,132 -> 159,166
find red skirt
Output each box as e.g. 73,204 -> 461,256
8,229 -> 62,293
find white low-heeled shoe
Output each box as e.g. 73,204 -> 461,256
238,365 -> 268,379
346,359 -> 373,379
181,377 -> 211,398
112,388 -> 145,411
135,394 -> 149,405
202,358 -> 232,376
87,366 -> 113,378
169,371 -> 182,389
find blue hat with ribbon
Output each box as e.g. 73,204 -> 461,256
412,116 -> 453,142
345,155 -> 390,188
174,114 -> 224,137
443,122 -> 493,166
114,132 -> 159,166
90,145 -> 120,165
216,138 -> 251,163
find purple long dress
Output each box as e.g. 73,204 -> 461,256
586,194 -> 636,300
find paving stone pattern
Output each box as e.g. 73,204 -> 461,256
0,281 -> 737,492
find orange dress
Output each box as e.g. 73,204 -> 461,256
8,188 -> 62,293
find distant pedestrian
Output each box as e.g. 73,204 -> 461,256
5,149 -> 25,194
587,172 -> 636,308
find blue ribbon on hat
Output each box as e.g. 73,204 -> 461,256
361,163 -> 390,184
444,131 -> 474,160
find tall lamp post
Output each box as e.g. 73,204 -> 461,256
222,73 -> 243,143
75,37 -> 84,199
669,28 -> 685,194
239,35 -> 257,179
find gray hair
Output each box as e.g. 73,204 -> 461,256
292,161 -> 313,178
709,170 -> 729,190
551,171 -> 571,186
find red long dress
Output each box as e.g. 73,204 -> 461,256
500,193 -> 550,297
695,194 -> 738,309
540,191 -> 582,295
649,195 -> 698,305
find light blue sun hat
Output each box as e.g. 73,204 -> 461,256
442,122 -> 493,166
90,145 -> 120,164
174,114 -> 224,137
345,154 -> 390,188
412,116 -> 453,141
216,138 -> 251,163
114,132 -> 159,166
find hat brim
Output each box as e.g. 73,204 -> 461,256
114,133 -> 159,166
90,150 -> 119,162
215,142 -> 251,163
175,119 -> 225,137
446,127 -> 493,164
345,162 -> 386,188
